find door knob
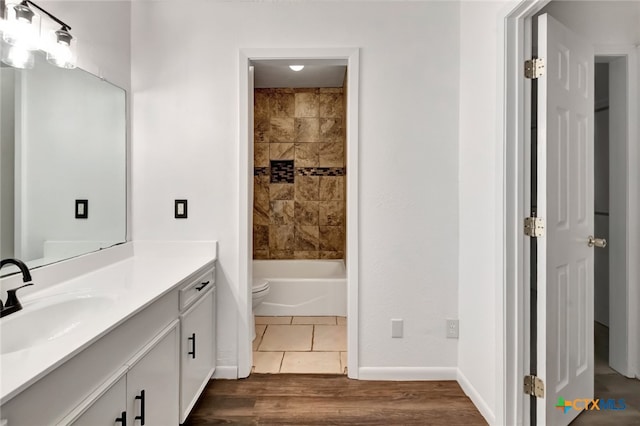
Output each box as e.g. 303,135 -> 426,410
588,236 -> 607,248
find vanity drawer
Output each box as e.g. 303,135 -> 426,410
179,268 -> 215,311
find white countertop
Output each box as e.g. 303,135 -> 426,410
0,241 -> 217,405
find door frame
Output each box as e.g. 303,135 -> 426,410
238,47 -> 360,378
499,1 -> 640,424
595,48 -> 639,378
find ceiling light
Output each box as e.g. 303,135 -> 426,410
289,65 -> 304,72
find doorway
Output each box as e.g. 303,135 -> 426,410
570,55 -> 640,426
238,48 -> 360,379
250,64 -> 348,374
501,1 -> 640,424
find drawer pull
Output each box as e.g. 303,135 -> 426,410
135,390 -> 146,425
188,333 -> 196,359
115,411 -> 126,425
196,281 -> 210,291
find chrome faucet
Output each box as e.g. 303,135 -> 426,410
1,258 -> 34,318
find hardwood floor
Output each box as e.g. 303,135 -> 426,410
571,323 -> 640,425
184,374 -> 487,425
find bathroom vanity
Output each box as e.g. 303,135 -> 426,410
0,242 -> 217,425
1,31 -> 217,425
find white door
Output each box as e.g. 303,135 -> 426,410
536,13 -> 595,426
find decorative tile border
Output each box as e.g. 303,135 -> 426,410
270,160 -> 295,183
254,166 -> 346,178
254,167 -> 270,176
296,167 -> 345,177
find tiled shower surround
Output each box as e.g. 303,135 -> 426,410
253,87 -> 346,260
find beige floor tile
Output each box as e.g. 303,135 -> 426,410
340,352 -> 348,374
313,325 -> 347,351
253,351 -> 284,373
292,316 -> 337,325
255,324 -> 267,337
280,352 -> 342,374
253,324 -> 268,351
255,316 -> 292,325
337,316 -> 347,325
259,325 -> 313,351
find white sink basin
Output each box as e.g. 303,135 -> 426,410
0,294 -> 115,354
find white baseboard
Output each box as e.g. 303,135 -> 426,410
358,366 -> 457,381
457,369 -> 496,425
212,366 -> 238,379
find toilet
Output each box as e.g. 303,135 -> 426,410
251,279 -> 270,339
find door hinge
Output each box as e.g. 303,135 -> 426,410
525,58 -> 545,79
524,217 -> 545,237
524,375 -> 545,398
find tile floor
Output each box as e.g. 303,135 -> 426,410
252,316 -> 347,375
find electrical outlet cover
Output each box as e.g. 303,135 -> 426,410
446,319 -> 459,339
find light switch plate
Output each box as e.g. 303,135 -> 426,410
175,199 -> 188,219
75,199 -> 88,219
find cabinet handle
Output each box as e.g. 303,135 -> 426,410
115,411 -> 126,425
135,390 -> 146,425
196,281 -> 210,291
188,333 -> 196,359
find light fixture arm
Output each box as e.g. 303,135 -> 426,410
20,0 -> 71,31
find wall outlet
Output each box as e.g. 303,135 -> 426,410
446,319 -> 459,339
391,319 -> 403,338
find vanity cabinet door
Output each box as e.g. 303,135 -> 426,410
66,373 -> 127,426
179,289 -> 215,423
126,321 -> 179,426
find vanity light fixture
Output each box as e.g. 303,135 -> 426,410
289,65 -> 304,72
2,1 -> 41,51
0,0 -> 77,69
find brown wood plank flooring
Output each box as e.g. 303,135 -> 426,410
184,374 -> 487,425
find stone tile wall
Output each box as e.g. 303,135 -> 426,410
253,88 -> 345,260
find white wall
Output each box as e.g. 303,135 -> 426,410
458,2 -> 510,424
458,1 -> 640,423
40,1 -> 132,92
131,1 -> 460,375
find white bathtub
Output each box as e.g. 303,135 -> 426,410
253,260 -> 346,316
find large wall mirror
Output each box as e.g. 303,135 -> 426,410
0,52 -> 126,274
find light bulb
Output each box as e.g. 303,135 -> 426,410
289,65 -> 304,72
46,29 -> 77,69
2,3 -> 41,51
1,43 -> 34,68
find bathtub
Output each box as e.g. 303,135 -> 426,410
253,260 -> 346,316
